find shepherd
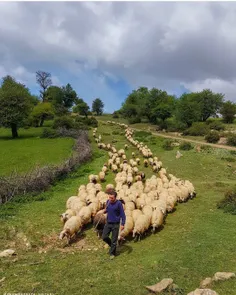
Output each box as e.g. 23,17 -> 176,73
102,188 -> 126,259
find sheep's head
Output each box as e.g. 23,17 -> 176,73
60,213 -> 69,223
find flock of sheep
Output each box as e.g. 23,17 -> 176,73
59,120 -> 196,245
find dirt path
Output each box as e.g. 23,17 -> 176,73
133,128 -> 236,152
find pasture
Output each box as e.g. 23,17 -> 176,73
0,127 -> 74,176
0,120 -> 236,294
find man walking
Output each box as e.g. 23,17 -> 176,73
102,188 -> 126,259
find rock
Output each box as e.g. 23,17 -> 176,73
145,278 -> 173,293
200,277 -> 212,288
176,150 -> 183,159
0,249 -> 16,257
212,272 -> 236,282
187,289 -> 218,295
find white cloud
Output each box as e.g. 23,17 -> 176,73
0,1 -> 236,108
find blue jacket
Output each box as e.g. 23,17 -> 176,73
105,199 -> 126,226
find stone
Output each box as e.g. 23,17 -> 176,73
0,249 -> 16,257
176,150 -> 183,159
187,288 -> 218,295
212,272 -> 236,282
145,278 -> 173,293
200,277 -> 212,288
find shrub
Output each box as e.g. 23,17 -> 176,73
165,117 -> 187,132
226,133 -> 236,146
112,111 -> 119,118
128,116 -> 141,124
52,116 -> 75,129
85,116 -> 98,127
217,186 -> 236,215
205,131 -> 220,143
208,121 -> 225,131
162,139 -> 174,150
41,128 -> 58,138
179,142 -> 193,150
183,122 -> 210,136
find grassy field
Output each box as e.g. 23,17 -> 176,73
0,121 -> 236,294
0,127 -> 74,176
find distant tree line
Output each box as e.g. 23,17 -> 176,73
0,71 -> 104,138
116,86 -> 236,128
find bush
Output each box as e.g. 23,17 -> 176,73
165,117 -> 187,132
183,122 -> 210,136
205,131 -> 220,143
41,128 -> 58,138
85,116 -> 98,127
208,121 -> 225,131
112,111 -> 119,118
226,133 -> 236,146
179,142 -> 193,150
52,116 -> 75,129
128,116 -> 141,124
162,139 -> 174,150
217,186 -> 236,215
75,116 -> 98,127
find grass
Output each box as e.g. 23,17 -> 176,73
0,127 -> 74,176
1,121 -> 236,294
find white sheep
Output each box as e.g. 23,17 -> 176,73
59,216 -> 82,244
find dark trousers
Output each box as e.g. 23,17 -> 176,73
102,222 -> 120,255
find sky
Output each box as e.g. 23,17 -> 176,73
0,1 -> 236,112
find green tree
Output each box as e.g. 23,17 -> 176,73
73,101 -> 90,117
176,93 -> 202,127
30,102 -> 54,127
92,98 -> 104,115
36,71 -> 52,101
220,101 -> 236,123
61,83 -> 77,109
198,89 -> 224,121
0,75 -> 32,138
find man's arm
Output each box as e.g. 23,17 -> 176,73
119,201 -> 126,226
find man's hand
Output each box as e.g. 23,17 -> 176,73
120,225 -> 124,231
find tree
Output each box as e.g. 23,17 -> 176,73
176,93 -> 202,127
220,101 -> 236,123
73,101 -> 90,117
197,89 -> 224,121
45,84 -> 77,115
36,71 -> 52,101
0,75 -> 32,138
61,83 -> 77,109
30,102 -> 54,127
92,98 -> 104,115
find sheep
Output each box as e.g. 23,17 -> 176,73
136,158 -> 140,165
59,216 -> 82,244
106,184 -> 114,191
60,209 -> 76,224
151,207 -> 164,232
125,201 -> 136,211
142,205 -> 153,223
132,214 -> 150,240
93,212 -> 107,238
98,171 -> 105,182
66,196 -> 79,209
124,144 -> 128,150
89,174 -> 99,184
132,209 -> 143,223
111,164 -> 118,173
118,216 -> 134,241
77,206 -> 92,225
132,152 -> 135,158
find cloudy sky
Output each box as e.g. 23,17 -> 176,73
1,1 -> 236,112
